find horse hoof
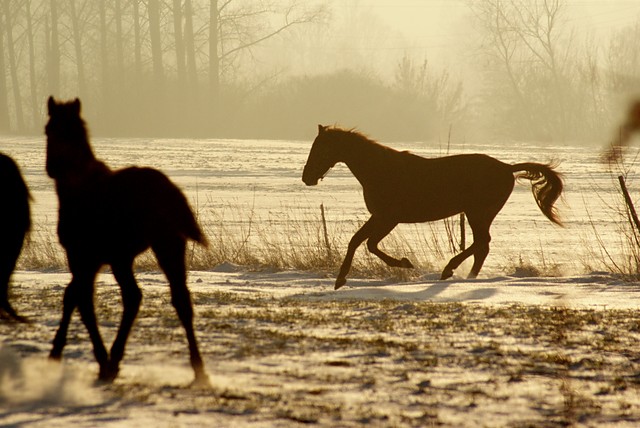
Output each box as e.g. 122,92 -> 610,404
191,373 -> 212,389
400,258 -> 414,269
98,364 -> 119,384
440,269 -> 453,280
335,278 -> 347,290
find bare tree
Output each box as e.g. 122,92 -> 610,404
2,0 -> 25,132
47,0 -> 61,97
0,6 -> 9,132
148,0 -> 164,87
468,0 -> 571,140
25,0 -> 39,129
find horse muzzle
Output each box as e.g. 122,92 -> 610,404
302,175 -> 319,186
302,166 -> 320,186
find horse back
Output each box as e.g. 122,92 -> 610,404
107,167 -> 204,244
363,153 -> 515,222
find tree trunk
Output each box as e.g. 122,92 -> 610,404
25,0 -> 39,130
148,0 -> 164,87
184,0 -> 197,94
132,0 -> 142,81
115,0 -> 124,75
173,0 -> 187,87
209,0 -> 219,101
48,0 -> 60,97
3,0 -> 25,132
69,0 -> 87,99
0,8 -> 9,132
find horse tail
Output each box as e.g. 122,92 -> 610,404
510,162 -> 564,226
172,189 -> 208,247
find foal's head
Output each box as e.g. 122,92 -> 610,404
45,96 -> 94,179
302,125 -> 342,186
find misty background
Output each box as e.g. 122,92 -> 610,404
1,0 -> 640,143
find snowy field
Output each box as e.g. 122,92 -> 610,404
2,269 -> 640,427
1,136 -> 640,426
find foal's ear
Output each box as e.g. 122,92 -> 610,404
318,124 -> 327,134
47,96 -> 56,115
71,98 -> 81,114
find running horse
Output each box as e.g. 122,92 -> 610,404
302,125 -> 563,289
0,153 -> 31,322
45,97 -> 209,385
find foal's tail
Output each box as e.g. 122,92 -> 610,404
511,162 -> 564,226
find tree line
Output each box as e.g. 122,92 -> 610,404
2,0 -> 640,142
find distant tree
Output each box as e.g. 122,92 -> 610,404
468,0 -> 573,141
47,0 -> 61,97
2,0 -> 25,132
148,0 -> 164,88
0,7 -> 9,132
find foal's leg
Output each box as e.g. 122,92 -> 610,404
153,239 -> 209,386
366,220 -> 414,269
102,261 -> 142,382
335,217 -> 379,289
50,267 -> 109,377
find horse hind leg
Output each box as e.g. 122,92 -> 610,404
153,238 -> 209,387
0,248 -> 27,323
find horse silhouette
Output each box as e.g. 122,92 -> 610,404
45,96 -> 209,385
604,100 -> 640,163
303,125 -> 563,289
0,153 -> 31,322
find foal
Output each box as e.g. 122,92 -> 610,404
0,153 -> 31,322
46,97 -> 209,385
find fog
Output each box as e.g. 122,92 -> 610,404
1,0 -> 640,143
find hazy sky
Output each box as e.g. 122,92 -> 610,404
266,0 -> 640,81
352,0 -> 640,59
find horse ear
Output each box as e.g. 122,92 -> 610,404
72,98 -> 81,114
318,124 -> 327,134
47,96 -> 56,115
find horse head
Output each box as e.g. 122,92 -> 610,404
302,125 -> 340,186
45,96 -> 94,180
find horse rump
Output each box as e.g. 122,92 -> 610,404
0,153 -> 31,322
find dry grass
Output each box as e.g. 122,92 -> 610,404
17,203 -> 461,280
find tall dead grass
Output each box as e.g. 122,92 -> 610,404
585,150 -> 640,278
16,202 -> 462,280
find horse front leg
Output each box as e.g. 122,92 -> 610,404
335,217 -> 378,289
440,245 -> 476,280
103,262 -> 142,383
50,269 -> 109,379
49,278 -> 80,360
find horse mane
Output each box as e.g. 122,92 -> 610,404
324,126 -> 399,155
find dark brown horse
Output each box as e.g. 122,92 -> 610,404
46,97 -> 209,385
302,125 -> 563,289
0,153 -> 31,322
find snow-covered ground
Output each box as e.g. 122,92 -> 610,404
2,136 -> 640,425
2,268 -> 640,427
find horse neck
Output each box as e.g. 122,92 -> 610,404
335,133 -> 395,184
49,136 -> 111,187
